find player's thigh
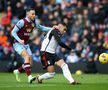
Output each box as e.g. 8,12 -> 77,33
54,54 -> 65,67
13,43 -> 25,55
40,52 -> 55,69
21,44 -> 32,59
26,45 -> 33,64
26,44 -> 32,56
21,50 -> 30,59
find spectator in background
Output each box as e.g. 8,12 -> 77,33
90,6 -> 105,24
30,36 -> 41,62
70,20 -> 83,37
10,0 -> 17,16
90,25 -> 98,39
81,29 -> 91,43
0,45 -> 4,60
0,29 -> 13,61
0,30 -> 8,48
15,2 -> 25,19
94,40 -> 105,61
41,9 -> 50,26
22,0 -> 34,9
100,0 -> 108,19
56,47 -> 68,60
103,31 -> 108,49
69,32 -> 79,49
0,0 -> 4,12
75,42 -> 83,58
11,16 -> 19,25
1,6 -> 12,27
66,50 -> 79,63
32,0 -> 43,19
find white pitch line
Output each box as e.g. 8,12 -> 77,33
0,84 -> 57,88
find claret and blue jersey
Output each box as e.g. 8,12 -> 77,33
11,17 -> 51,55
11,17 -> 51,44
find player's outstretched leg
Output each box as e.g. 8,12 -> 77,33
36,72 -> 55,84
61,63 -> 81,85
56,59 -> 81,85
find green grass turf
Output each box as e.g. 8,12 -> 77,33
0,73 -> 108,90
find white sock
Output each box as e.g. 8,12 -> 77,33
39,72 -> 55,80
61,63 -> 74,83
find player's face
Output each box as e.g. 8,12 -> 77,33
58,24 -> 67,35
28,10 -> 36,21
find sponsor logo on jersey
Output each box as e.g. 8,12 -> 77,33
27,29 -> 31,32
24,33 -> 31,36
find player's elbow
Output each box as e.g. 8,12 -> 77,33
58,41 -> 64,47
11,30 -> 14,37
11,29 -> 16,38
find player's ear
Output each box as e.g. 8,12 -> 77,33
26,12 -> 29,15
63,26 -> 67,31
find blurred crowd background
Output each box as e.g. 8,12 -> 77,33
0,0 -> 108,73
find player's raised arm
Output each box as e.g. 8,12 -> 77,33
35,20 -> 51,32
11,20 -> 24,44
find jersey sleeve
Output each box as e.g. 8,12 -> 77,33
35,19 -> 51,32
15,19 -> 24,29
51,30 -> 71,51
11,19 -> 24,42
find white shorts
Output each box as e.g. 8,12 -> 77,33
13,42 -> 32,55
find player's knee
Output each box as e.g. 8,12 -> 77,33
24,54 -> 31,61
56,59 -> 65,67
61,63 -> 68,69
30,60 -> 33,66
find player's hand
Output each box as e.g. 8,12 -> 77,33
52,25 -> 59,30
19,40 -> 24,44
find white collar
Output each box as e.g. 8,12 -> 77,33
25,17 -> 31,22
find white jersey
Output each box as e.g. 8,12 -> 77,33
41,28 -> 58,54
41,28 -> 71,54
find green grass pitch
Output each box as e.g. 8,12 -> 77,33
0,73 -> 108,90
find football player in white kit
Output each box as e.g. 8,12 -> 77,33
37,23 -> 80,85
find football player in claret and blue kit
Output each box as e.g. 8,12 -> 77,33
11,8 -> 51,84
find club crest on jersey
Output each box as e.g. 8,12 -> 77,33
32,23 -> 35,27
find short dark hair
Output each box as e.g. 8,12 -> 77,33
59,22 -> 67,26
58,23 -> 67,31
26,8 -> 35,12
